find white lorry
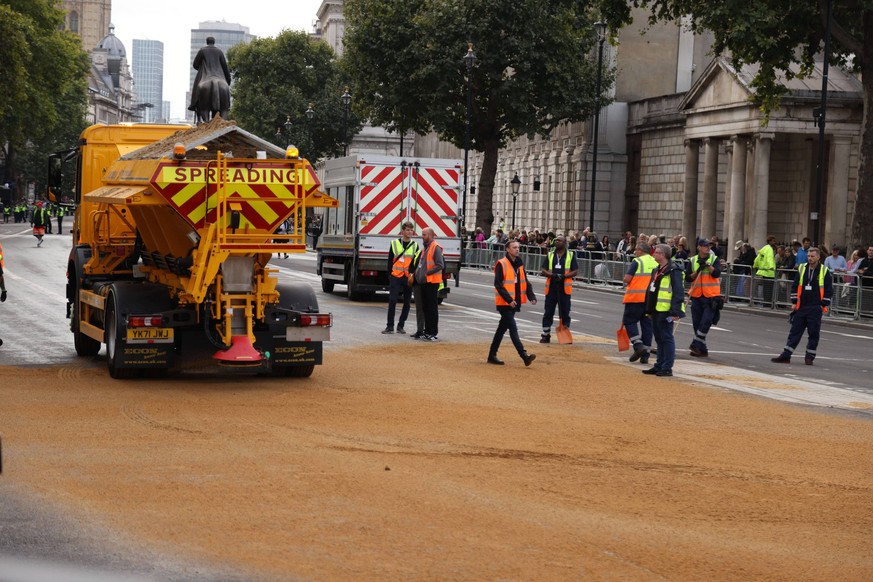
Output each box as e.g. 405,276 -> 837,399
315,155 -> 463,300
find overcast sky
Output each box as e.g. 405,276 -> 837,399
111,0 -> 324,119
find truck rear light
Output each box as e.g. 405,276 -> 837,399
299,314 -> 332,327
362,270 -> 378,277
128,315 -> 164,327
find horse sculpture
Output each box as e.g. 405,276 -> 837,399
189,37 -> 231,124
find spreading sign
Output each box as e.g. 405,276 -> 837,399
150,161 -> 321,231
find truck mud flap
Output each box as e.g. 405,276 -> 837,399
116,344 -> 175,368
269,342 -> 322,366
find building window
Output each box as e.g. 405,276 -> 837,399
70,11 -> 79,34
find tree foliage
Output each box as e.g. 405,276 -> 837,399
0,0 -> 90,198
601,0 -> 873,247
343,0 -> 615,232
228,30 -> 362,161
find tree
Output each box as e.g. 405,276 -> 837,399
0,0 -> 90,199
228,30 -> 362,161
600,0 -> 873,248
343,0 -> 614,233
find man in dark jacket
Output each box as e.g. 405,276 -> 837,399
489,240 -> 537,366
643,244 -> 685,377
771,247 -> 832,365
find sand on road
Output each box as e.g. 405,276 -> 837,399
1,342 -> 872,580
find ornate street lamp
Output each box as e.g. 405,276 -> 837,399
463,43 -> 476,233
510,173 -> 521,231
813,0 -> 834,245
341,87 -> 351,156
305,102 -> 315,155
589,21 -> 607,233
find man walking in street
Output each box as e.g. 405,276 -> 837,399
643,244 -> 685,377
771,247 -> 832,365
0,241 -> 7,347
383,221 -> 419,334
414,227 -> 444,341
539,234 -> 578,343
488,240 -> 537,366
622,241 -> 657,364
56,204 -> 66,235
31,202 -> 50,247
686,238 -> 722,357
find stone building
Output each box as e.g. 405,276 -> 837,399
61,0 -> 111,53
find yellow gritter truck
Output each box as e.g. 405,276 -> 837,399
50,118 -> 337,379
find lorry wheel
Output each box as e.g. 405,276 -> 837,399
321,279 -> 335,293
105,295 -> 136,380
347,269 -> 364,301
72,300 -> 101,357
286,364 -> 315,378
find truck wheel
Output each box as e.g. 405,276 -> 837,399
287,364 -> 315,378
321,278 -> 335,293
105,295 -> 136,380
72,300 -> 101,357
347,269 -> 364,301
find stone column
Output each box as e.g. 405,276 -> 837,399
701,138 -> 719,238
751,133 -> 774,246
825,135 -> 852,246
682,139 -> 700,241
744,139 -> 756,241
727,135 -> 748,254
722,142 -> 733,241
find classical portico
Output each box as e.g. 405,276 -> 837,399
678,58 -> 862,251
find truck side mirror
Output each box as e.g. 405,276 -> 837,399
47,154 -> 63,202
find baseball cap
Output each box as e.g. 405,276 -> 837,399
697,238 -> 711,247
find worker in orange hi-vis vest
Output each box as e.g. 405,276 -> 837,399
686,237 -> 723,357
488,240 -> 537,367
413,227 -> 445,341
622,240 -> 658,364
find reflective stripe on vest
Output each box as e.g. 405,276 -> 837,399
795,263 -> 829,313
390,239 -> 418,278
689,254 -> 721,298
424,242 -> 443,284
494,257 -> 528,306
544,251 -> 573,295
623,254 -> 657,304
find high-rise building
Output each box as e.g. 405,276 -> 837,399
132,39 -> 164,123
187,21 -> 254,121
61,0 -> 111,53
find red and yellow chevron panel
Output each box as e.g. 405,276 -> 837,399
150,161 -> 320,231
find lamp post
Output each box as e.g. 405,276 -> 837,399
463,43 -> 476,233
276,115 -> 293,148
510,173 -> 521,231
305,102 -> 315,155
813,0 -> 834,245
589,21 -> 607,233
341,87 -> 351,156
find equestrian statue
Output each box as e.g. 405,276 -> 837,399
189,36 -> 231,124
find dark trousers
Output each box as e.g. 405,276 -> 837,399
651,314 -> 676,372
690,297 -> 716,352
386,276 -> 412,329
541,291 -> 571,331
490,306 -> 525,357
413,285 -> 425,334
420,282 -> 440,336
781,305 -> 823,360
57,216 -> 63,234
622,303 -> 653,350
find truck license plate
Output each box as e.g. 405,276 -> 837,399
127,328 -> 174,343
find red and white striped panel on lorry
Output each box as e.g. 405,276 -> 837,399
358,164 -> 459,238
